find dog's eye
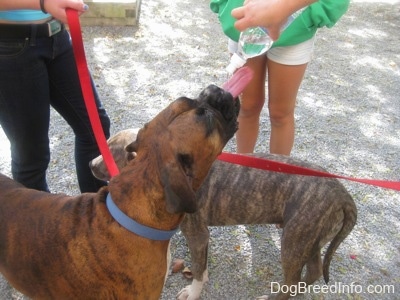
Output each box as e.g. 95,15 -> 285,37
178,154 -> 193,174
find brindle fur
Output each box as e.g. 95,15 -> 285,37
179,155 -> 357,300
0,85 -> 239,300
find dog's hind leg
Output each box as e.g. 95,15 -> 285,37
269,251 -> 321,300
265,230 -> 310,300
256,248 -> 305,300
258,264 -> 303,300
277,260 -> 304,300
302,251 -> 322,285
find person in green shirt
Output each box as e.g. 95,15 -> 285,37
211,0 -> 349,155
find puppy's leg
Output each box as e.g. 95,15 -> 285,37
302,251 -> 322,285
258,253 -> 320,300
177,221 -> 210,300
258,229 -> 309,300
257,261 -> 303,300
277,260 -> 303,300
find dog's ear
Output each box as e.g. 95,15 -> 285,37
126,151 -> 136,162
160,163 -> 197,214
125,140 -> 138,153
124,141 -> 137,162
162,97 -> 197,123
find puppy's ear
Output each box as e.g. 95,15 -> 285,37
125,140 -> 138,153
126,151 -> 136,162
160,163 -> 197,214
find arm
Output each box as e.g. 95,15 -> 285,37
232,0 -> 318,40
0,0 -> 88,23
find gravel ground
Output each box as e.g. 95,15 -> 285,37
1,0 -> 399,299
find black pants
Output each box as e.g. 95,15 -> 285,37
0,28 -> 110,192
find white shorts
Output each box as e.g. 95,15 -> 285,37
228,35 -> 316,65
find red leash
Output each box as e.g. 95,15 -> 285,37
66,9 -> 399,192
66,9 -> 119,177
218,153 -> 400,191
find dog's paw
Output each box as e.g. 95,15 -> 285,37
176,286 -> 189,300
176,285 -> 200,300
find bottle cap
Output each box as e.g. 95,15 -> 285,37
226,53 -> 247,74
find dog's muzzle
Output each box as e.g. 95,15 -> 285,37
197,84 -> 240,142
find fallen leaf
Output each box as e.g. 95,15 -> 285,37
380,268 -> 389,276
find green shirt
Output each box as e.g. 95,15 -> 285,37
210,0 -> 350,48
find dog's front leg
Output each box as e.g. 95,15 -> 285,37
176,218 -> 210,300
166,241 -> 172,284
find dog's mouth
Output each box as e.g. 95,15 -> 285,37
196,84 -> 240,142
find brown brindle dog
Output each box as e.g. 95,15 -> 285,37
0,85 -> 240,300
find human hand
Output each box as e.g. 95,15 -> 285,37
43,0 -> 88,23
231,0 -> 293,41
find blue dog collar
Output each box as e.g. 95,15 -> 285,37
106,193 -> 179,241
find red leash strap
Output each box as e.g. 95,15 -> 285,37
66,9 -> 119,177
218,153 -> 400,192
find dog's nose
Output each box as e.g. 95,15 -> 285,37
198,85 -> 238,120
198,84 -> 231,104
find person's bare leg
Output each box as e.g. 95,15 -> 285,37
236,55 -> 267,153
267,59 -> 308,155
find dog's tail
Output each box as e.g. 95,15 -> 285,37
322,200 -> 357,283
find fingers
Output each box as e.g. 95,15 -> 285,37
76,4 -> 89,18
81,3 -> 89,12
231,6 -> 244,20
69,0 -> 89,12
45,0 -> 89,23
231,1 -> 282,41
233,19 -> 247,32
266,27 -> 280,41
231,8 -> 247,31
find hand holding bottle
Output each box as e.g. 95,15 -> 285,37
226,16 -> 295,74
232,0 -> 317,40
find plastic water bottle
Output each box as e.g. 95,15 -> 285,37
226,15 -> 295,74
